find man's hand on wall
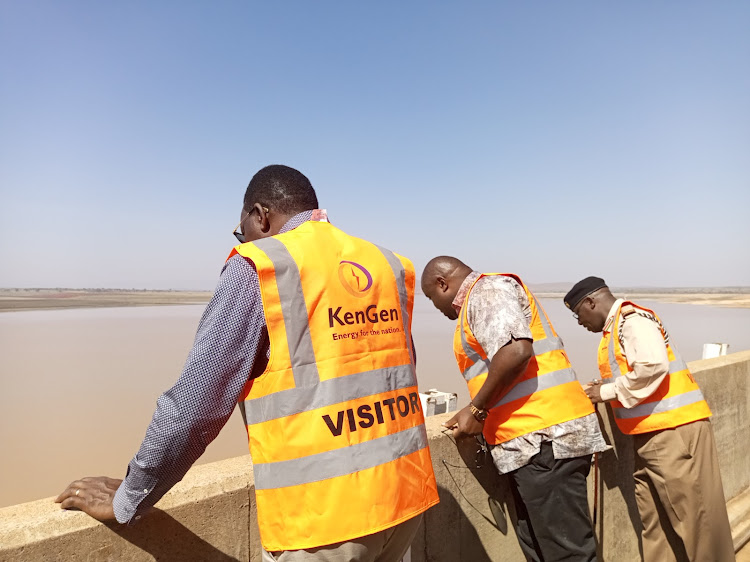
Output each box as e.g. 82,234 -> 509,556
55,476 -> 122,522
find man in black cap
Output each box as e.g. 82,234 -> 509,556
564,277 -> 734,562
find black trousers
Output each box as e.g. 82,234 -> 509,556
507,442 -> 597,562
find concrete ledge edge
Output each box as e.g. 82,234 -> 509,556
729,486 -> 750,553
0,455 -> 254,549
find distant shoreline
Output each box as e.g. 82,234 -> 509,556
534,292 -> 750,309
1,288 -> 749,312
0,289 -> 212,312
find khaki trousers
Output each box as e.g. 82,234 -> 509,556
632,419 -> 734,562
262,513 -> 422,562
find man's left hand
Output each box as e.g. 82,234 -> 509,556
55,476 -> 122,522
443,405 -> 485,439
583,382 -> 604,404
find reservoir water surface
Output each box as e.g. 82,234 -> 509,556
1,298 -> 748,507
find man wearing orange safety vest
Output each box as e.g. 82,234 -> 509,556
422,256 -> 608,562
56,165 -> 439,561
565,276 -> 734,562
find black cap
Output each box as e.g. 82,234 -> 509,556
564,277 -> 608,310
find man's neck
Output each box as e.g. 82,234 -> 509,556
601,294 -> 617,312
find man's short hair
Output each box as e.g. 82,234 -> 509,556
244,165 -> 319,215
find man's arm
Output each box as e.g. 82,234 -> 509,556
445,338 -> 532,438
471,338 -> 533,410
56,255 -> 267,522
593,315 -> 670,407
444,276 -> 533,438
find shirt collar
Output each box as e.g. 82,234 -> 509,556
603,298 -> 624,333
279,208 -> 329,234
452,271 -> 482,313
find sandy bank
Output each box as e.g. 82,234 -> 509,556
0,289 -> 212,312
3,288 -> 750,312
535,292 -> 750,309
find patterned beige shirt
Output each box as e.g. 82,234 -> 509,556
453,272 -> 608,474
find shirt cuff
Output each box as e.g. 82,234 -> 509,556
599,382 -> 618,402
112,461 -> 158,524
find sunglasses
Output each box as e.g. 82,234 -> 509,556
571,296 -> 592,320
232,206 -> 269,243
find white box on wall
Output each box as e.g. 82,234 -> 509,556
419,388 -> 458,416
702,343 -> 729,359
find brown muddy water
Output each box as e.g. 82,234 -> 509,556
1,298 -> 748,507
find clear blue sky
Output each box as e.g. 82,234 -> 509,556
1,1 -> 748,289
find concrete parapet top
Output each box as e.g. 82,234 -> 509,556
688,349 -> 750,372
0,455 -> 253,554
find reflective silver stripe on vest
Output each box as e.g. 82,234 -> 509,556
531,295 -> 552,339
491,367 -> 577,409
375,245 -> 415,368
253,424 -> 428,490
532,336 -> 564,356
614,389 -> 706,420
245,363 -> 417,424
458,303 -> 491,382
459,306 -> 484,364
669,358 -> 688,373
462,358 -> 491,382
529,295 -> 565,355
253,237 -> 320,388
607,336 -> 621,379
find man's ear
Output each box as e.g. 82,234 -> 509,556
437,276 -> 448,293
259,214 -> 271,235
253,203 -> 272,236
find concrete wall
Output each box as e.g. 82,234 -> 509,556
691,351 -> 750,502
0,456 -> 261,562
2,352 -> 749,562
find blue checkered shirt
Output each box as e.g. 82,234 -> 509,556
112,211 -> 315,523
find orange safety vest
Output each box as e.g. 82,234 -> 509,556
597,301 -> 711,435
228,220 -> 439,552
453,273 -> 594,445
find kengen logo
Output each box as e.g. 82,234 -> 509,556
338,260 -> 373,297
